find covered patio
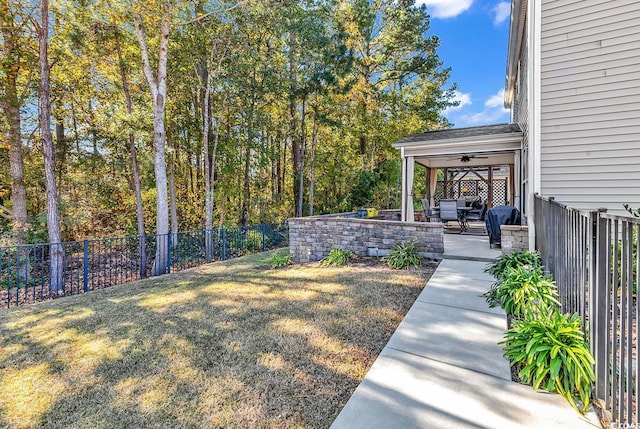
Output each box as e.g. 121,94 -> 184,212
393,123 -> 523,223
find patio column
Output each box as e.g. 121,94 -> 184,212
401,155 -> 415,222
513,150 -> 521,212
428,167 -> 438,209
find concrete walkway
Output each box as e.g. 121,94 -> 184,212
331,237 -> 601,429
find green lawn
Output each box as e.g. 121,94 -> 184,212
0,250 -> 435,428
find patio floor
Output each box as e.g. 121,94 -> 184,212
443,231 -> 502,262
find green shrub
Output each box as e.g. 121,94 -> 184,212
485,250 -> 542,280
384,241 -> 422,270
485,266 -> 560,319
501,308 -> 594,413
321,248 -> 354,267
269,252 -> 292,269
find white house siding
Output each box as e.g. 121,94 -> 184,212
514,27 -> 530,216
540,0 -> 640,213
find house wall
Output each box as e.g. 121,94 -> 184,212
539,0 -> 640,213
513,18 -> 530,218
288,217 -> 444,263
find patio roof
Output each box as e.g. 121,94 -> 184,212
395,123 -> 524,222
393,123 -> 523,168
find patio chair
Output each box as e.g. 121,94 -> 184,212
439,199 -> 461,232
421,199 -> 440,222
466,202 -> 487,222
462,202 -> 488,231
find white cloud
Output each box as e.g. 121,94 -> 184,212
459,108 -> 509,125
484,88 -> 506,108
417,0 -> 474,19
444,90 -> 472,113
450,89 -> 510,126
493,1 -> 511,25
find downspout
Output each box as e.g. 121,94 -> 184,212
400,147 -> 406,222
528,0 -> 542,250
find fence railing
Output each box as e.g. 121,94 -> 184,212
0,223 -> 289,308
534,195 -> 639,425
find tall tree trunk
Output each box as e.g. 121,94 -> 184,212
38,0 -> 63,294
0,0 -> 28,242
55,119 -> 65,190
276,129 -> 282,199
1,0 -> 29,283
168,142 -> 178,245
308,106 -> 318,216
270,135 -> 276,202
240,107 -> 253,227
134,8 -> 170,276
114,27 -> 147,277
199,54 -> 214,258
288,30 -> 301,218
296,96 -> 306,217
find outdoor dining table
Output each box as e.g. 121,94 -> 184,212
431,206 -> 473,231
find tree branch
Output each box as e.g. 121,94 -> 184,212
174,0 -> 248,26
0,204 -> 15,219
133,13 -> 157,99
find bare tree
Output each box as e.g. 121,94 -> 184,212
308,104 -> 319,216
114,26 -> 147,277
133,5 -> 170,276
0,0 -> 28,242
36,0 -> 63,293
199,42 -> 224,260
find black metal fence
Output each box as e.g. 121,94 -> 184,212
534,195 -> 639,424
0,223 -> 289,308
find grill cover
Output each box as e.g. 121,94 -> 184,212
485,206 -> 521,245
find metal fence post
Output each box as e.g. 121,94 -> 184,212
83,240 -> 89,293
167,233 -> 172,274
592,208 -> 608,402
222,228 -> 227,260
261,224 -> 266,252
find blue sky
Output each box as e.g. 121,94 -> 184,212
418,0 -> 512,127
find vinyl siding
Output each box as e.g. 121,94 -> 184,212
513,26 -> 529,216
539,0 -> 640,213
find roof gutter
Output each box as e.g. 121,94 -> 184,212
504,0 -> 526,108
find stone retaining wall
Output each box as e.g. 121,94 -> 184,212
288,216 -> 444,263
500,225 -> 529,254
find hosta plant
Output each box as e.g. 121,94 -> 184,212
321,247 -> 354,267
384,241 -> 422,270
269,251 -> 292,269
486,266 -> 560,319
485,250 -> 542,280
501,308 -> 594,413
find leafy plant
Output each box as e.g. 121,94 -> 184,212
501,309 -> 594,413
623,203 -> 640,218
269,252 -> 292,269
384,241 -> 422,270
486,266 -> 560,319
485,250 -> 542,280
321,247 -> 354,267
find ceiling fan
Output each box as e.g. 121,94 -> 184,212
447,154 -> 489,163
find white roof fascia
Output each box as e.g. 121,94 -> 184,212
505,0 -> 526,108
396,134 -> 523,158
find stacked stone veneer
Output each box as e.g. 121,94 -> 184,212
288,216 -> 444,263
500,225 -> 529,254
